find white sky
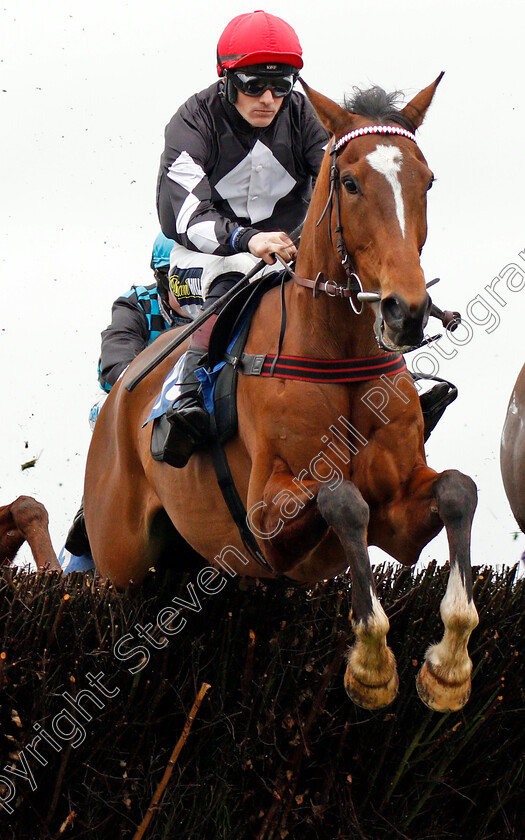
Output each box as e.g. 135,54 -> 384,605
2,0 -> 525,570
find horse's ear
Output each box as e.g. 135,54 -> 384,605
400,72 -> 445,130
299,78 -> 354,136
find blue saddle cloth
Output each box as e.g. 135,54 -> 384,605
144,353 -> 186,425
58,545 -> 95,573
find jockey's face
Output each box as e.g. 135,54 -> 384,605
234,88 -> 284,127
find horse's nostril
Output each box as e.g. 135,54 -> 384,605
381,297 -> 405,327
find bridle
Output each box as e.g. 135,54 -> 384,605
288,124 -> 418,314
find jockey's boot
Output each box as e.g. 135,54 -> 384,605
163,348 -> 211,468
64,502 -> 91,557
419,381 -> 458,442
163,271 -> 245,468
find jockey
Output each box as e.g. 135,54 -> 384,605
88,231 -> 188,429
97,231 -> 190,393
157,10 -> 329,468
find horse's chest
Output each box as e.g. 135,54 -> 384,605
351,420 -> 422,504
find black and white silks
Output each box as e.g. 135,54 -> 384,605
156,81 -> 328,256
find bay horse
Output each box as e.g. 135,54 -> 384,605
0,496 -> 61,571
501,364 -> 525,532
84,75 -> 479,712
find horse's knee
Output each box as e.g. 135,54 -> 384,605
434,470 -> 477,523
317,481 -> 369,534
0,498 -> 42,564
10,496 -> 49,530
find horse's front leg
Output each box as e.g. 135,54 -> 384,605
317,481 -> 398,710
417,469 -> 479,712
2,496 -> 60,571
251,467 -> 397,708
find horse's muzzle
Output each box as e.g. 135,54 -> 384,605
375,293 -> 431,352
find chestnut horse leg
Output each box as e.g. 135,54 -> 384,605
317,481 -> 399,710
0,497 -> 60,571
0,503 -> 24,563
416,470 -> 479,712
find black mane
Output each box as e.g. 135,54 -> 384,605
343,86 -> 415,132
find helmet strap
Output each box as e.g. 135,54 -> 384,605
217,49 -> 238,104
225,71 -> 238,104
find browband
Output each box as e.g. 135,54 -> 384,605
332,125 -> 417,154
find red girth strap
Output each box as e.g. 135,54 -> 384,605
235,351 -> 406,383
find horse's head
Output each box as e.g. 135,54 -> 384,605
302,75 -> 443,352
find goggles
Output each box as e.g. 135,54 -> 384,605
230,71 -> 296,98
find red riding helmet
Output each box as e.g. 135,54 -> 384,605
216,10 -> 303,76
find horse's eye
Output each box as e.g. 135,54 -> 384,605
427,176 -> 435,191
343,176 -> 359,195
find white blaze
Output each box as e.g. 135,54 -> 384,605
366,144 -> 405,238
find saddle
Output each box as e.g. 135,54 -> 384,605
150,271 -> 282,457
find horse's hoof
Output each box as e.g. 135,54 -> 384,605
416,660 -> 472,712
344,664 -> 399,710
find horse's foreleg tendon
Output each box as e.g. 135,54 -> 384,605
318,481 -> 398,710
417,470 -> 479,712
